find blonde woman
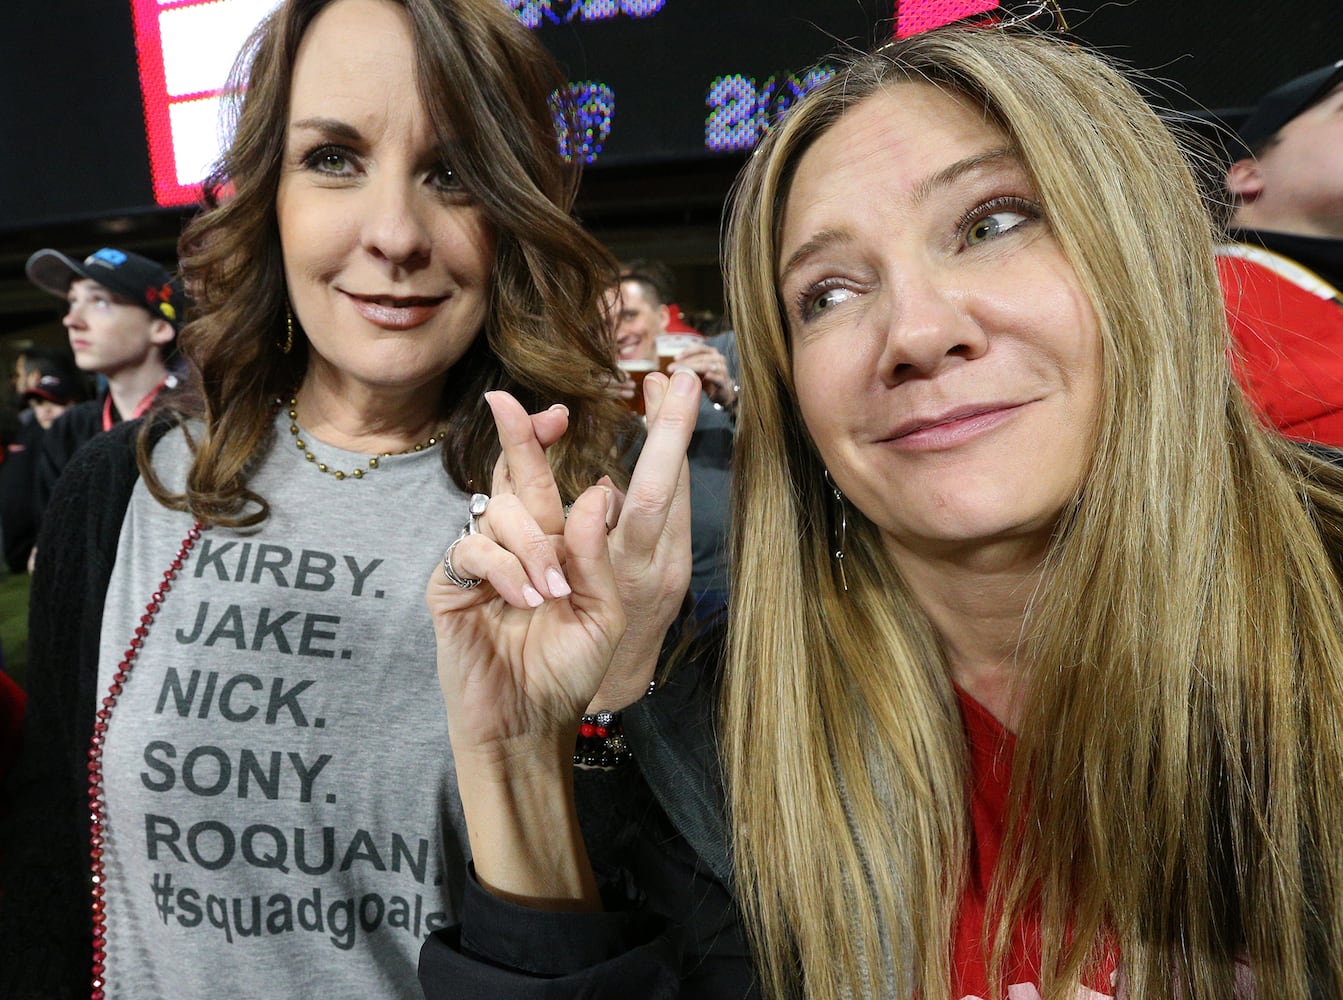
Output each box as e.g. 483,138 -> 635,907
421,25 -> 1343,1000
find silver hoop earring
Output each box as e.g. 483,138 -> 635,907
824,469 -> 848,593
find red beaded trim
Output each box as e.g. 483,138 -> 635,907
88,521 -> 202,999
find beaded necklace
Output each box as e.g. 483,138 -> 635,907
87,521 -> 203,999
286,397 -> 446,480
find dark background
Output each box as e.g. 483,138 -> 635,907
0,0 -> 1338,344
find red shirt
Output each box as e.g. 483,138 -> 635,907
952,689 -> 1117,999
1218,249 -> 1343,447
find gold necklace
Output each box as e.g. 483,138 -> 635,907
286,397 -> 446,480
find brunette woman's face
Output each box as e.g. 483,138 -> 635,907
778,84 -> 1103,566
276,0 -> 495,398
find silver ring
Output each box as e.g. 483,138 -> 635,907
441,533 -> 481,589
466,492 -> 488,535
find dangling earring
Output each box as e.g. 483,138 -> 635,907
824,469 -> 848,592
280,303 -> 295,355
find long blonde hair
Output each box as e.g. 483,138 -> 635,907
722,26 -> 1343,1000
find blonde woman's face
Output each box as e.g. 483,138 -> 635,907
778,84 -> 1103,568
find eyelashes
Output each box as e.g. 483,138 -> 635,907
956,196 -> 1041,246
787,194 -> 1044,325
299,142 -> 357,177
793,279 -> 857,323
296,142 -> 462,193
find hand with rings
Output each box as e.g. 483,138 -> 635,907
666,341 -> 738,411
441,492 -> 489,589
427,369 -> 701,773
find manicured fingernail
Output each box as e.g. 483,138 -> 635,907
546,567 -> 571,598
672,370 -> 698,395
600,485 -> 615,521
548,403 -> 569,415
522,583 -> 544,607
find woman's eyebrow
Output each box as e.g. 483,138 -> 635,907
909,146 -> 1017,206
288,117 -> 363,142
778,147 -> 1019,283
778,229 -> 855,285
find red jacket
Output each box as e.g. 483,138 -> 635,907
1218,244 -> 1343,446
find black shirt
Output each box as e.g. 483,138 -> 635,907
1230,228 -> 1343,294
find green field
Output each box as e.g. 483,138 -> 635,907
0,572 -> 30,689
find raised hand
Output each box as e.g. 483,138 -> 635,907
427,393 -> 616,767
592,370 -> 698,709
668,341 -> 737,410
425,372 -> 699,907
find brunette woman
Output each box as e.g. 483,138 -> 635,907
0,0 -> 634,996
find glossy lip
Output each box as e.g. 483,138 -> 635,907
341,290 -> 448,331
880,401 -> 1029,451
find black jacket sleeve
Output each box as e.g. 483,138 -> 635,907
419,864 -> 685,999
419,792 -> 754,999
0,421 -> 145,998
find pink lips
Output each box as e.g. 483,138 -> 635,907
883,402 -> 1027,451
344,291 -> 446,330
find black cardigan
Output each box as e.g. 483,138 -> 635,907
0,420 -> 153,998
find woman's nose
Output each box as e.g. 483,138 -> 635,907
361,178 -> 433,268
875,269 -> 988,383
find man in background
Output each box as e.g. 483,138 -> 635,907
24,246 -> 184,555
0,368 -> 85,573
620,256 -> 704,335
23,370 -> 84,431
606,266 -> 739,617
1218,59 -> 1343,445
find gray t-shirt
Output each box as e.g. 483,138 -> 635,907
97,412 -> 470,998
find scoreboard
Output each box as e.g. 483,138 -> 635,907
127,0 -> 910,207
1,0 -> 1339,230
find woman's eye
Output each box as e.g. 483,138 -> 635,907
799,284 -> 857,320
303,146 -> 354,175
965,209 -> 1029,246
430,164 -> 461,192
961,197 -> 1039,247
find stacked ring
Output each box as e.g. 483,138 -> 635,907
442,493 -> 491,589
441,535 -> 479,589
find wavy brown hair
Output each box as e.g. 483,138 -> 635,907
722,26 -> 1343,1000
142,0 -> 626,525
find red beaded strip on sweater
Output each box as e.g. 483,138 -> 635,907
87,522 -> 202,999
